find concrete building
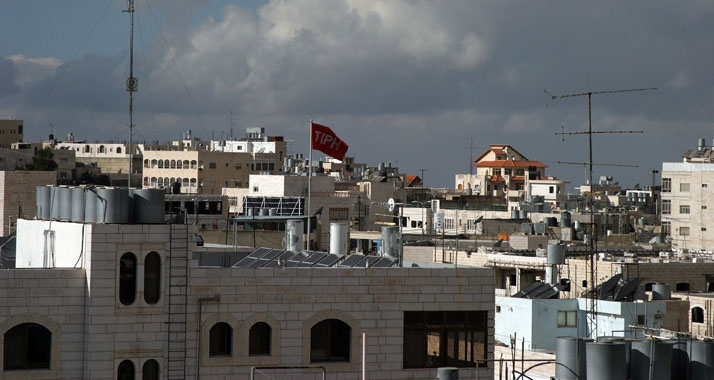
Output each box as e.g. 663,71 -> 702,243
0,171 -> 56,236
6,142 -> 76,181
661,140 -> 714,250
142,150 -> 258,195
0,119 -> 23,149
55,140 -> 143,176
0,216 -> 495,379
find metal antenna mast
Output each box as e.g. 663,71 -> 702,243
546,87 -> 656,339
418,168 -> 428,236
124,0 -> 138,188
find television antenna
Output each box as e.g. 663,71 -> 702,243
546,87 -> 656,339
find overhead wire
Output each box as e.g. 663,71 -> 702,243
25,0 -> 117,135
144,0 -> 210,138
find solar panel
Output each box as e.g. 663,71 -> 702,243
351,255 -> 380,268
285,252 -> 310,267
262,251 -> 300,268
298,252 -> 328,267
251,249 -> 286,268
314,254 -> 342,267
232,247 -> 272,268
338,255 -> 366,267
513,282 -> 560,299
371,257 -> 396,267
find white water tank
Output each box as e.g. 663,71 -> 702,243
329,222 -> 349,255
286,219 -> 304,252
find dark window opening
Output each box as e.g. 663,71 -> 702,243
692,307 -> 705,323
645,283 -> 655,292
310,319 -> 351,362
3,323 -> 51,370
117,360 -> 135,380
209,322 -> 232,356
142,359 -> 159,380
676,282 -> 690,292
119,252 -> 137,305
559,278 -> 571,292
144,252 -> 161,304
403,311 -> 488,368
249,322 -> 272,356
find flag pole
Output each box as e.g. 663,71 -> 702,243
306,119 -> 313,251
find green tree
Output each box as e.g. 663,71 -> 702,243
17,147 -> 58,171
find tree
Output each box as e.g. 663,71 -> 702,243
17,147 -> 58,171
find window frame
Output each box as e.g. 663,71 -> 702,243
143,252 -> 161,305
209,322 -> 233,357
310,319 -> 352,363
119,252 -> 137,306
248,322 -> 272,356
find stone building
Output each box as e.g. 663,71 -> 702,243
0,171 -> 56,237
0,217 -> 494,379
0,120 -> 23,149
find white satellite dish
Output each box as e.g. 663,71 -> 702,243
388,198 -> 395,212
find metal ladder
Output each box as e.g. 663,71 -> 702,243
167,224 -> 189,379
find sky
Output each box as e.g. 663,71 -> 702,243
2,0 -> 714,190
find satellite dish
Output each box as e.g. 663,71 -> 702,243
388,198 -> 395,212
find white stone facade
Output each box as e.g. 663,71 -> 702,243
1,219 -> 495,379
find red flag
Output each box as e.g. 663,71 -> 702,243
311,122 -> 349,161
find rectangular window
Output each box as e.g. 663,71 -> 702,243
703,184 -> 708,188
703,206 -> 708,210
557,311 -> 577,328
662,178 -> 671,192
253,186 -> 259,192
702,228 -> 707,232
403,311 -> 487,369
209,162 -> 217,169
662,222 -> 671,235
662,200 -> 671,214
549,186 -> 554,194
680,227 -> 690,236
235,163 -> 242,170
680,183 -> 690,192
329,207 -> 349,221
467,220 -> 478,231
680,205 -> 690,214
445,219 -> 455,230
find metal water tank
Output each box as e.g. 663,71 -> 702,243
519,209 -> 528,219
560,211 -> 572,228
436,367 -> 458,380
258,208 -> 268,216
547,244 -> 565,264
36,186 -> 51,220
555,337 -> 591,380
521,223 -> 534,234
598,337 -> 633,379
285,219 -> 304,252
70,187 -> 86,222
586,341 -> 627,380
57,186 -> 73,221
132,189 -> 165,224
631,339 -> 672,380
690,340 -> 714,380
49,186 -> 61,219
329,222 -> 349,256
268,208 -> 277,216
667,337 -> 690,380
511,210 -> 519,219
84,188 -> 99,223
96,187 -> 129,223
381,226 -> 402,260
652,283 -> 671,300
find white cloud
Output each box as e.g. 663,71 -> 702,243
8,54 -> 62,86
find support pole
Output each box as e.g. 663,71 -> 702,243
306,120 -> 313,251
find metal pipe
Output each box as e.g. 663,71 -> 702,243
362,332 -> 367,380
195,295 -> 220,380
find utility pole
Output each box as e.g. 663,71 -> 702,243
418,168 -> 428,236
547,86 -> 656,339
123,0 -> 138,188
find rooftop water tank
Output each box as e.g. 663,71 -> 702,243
560,211 -> 572,228
631,339 -> 672,380
382,226 -> 402,260
546,244 -> 565,264
586,341 -> 627,380
96,187 -> 129,223
49,186 -> 61,220
652,283 -> 671,300
84,188 -> 99,223
329,222 -> 349,256
35,186 -> 51,220
70,187 -> 86,222
285,219 -> 304,252
58,186 -> 73,221
690,339 -> 714,380
555,337 -> 591,380
132,189 -> 165,224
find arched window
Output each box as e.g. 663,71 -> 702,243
249,322 -> 272,356
676,282 -> 691,292
143,177 -> 149,186
164,160 -> 170,168
117,360 -> 135,380
693,307 -> 705,323
170,160 -> 176,169
144,252 -> 161,304
99,145 -> 105,153
144,159 -> 149,168
191,160 -> 197,169
164,178 -> 170,187
158,160 -> 164,169
151,159 -> 158,168
84,145 -> 90,153
310,319 -> 351,362
209,322 -> 232,356
157,178 -> 163,187
117,147 -> 122,154
119,252 -> 137,305
151,177 -> 157,187
182,178 -> 189,187
183,160 -> 189,168
142,359 -> 159,380
190,178 -> 197,187
3,323 -> 51,370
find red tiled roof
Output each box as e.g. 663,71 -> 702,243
511,176 -> 525,181
474,144 -> 529,163
489,175 -> 505,182
405,175 -> 422,187
475,160 -> 548,168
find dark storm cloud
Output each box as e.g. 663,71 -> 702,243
0,58 -> 20,97
8,0 -> 714,187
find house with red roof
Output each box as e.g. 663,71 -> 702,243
456,145 -> 567,207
